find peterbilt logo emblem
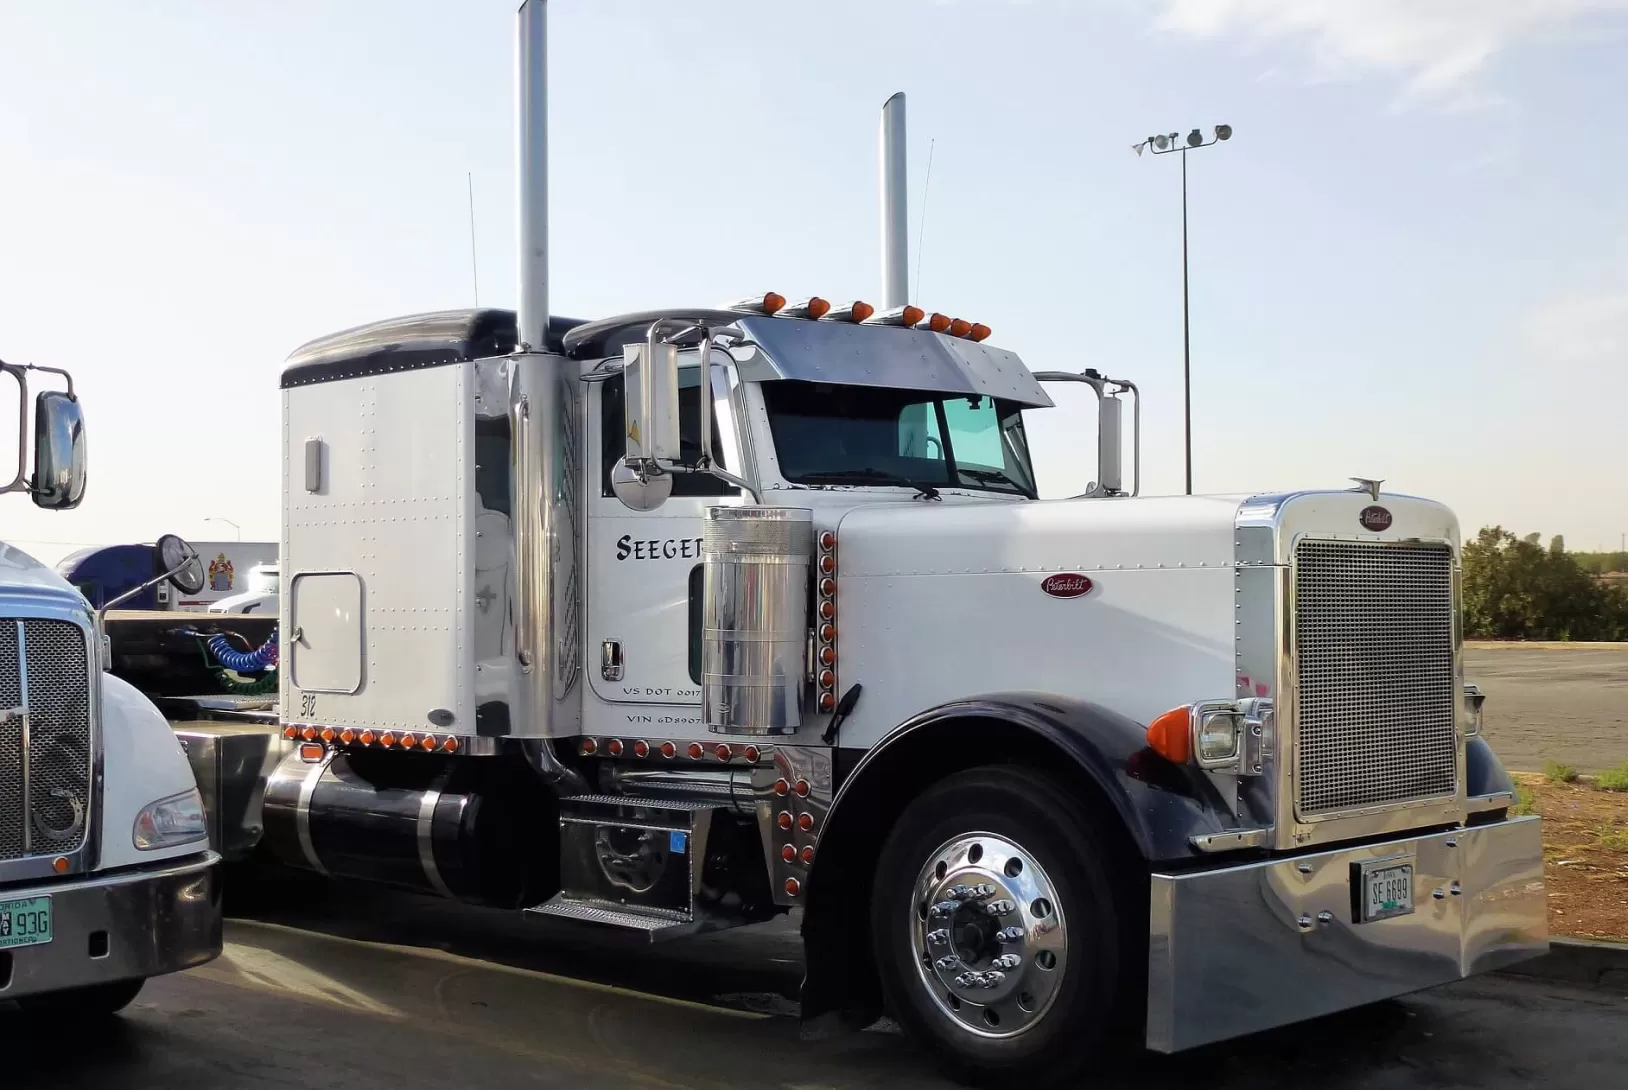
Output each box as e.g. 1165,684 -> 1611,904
1359,505 -> 1393,532
1041,573 -> 1094,599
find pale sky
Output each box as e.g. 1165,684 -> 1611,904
2,0 -> 1626,566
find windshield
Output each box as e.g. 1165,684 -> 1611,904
761,381 -> 1038,498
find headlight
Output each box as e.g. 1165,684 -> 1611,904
1195,710 -> 1240,764
133,788 -> 208,851
1463,683 -> 1485,736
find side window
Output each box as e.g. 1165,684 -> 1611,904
942,397 -> 1004,468
600,372 -> 738,498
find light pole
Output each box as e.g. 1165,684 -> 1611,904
204,517 -> 241,541
1133,124 -> 1232,496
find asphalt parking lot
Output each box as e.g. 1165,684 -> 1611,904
3,875 -> 1625,1090
1466,643 -> 1628,773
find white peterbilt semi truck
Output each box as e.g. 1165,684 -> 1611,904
157,2 -> 1544,1084
0,356 -> 221,1016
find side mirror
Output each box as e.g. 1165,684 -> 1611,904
614,331 -> 682,512
156,533 -> 206,595
31,390 -> 87,510
623,336 -> 681,467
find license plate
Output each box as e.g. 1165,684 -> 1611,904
0,896 -> 53,949
1359,862 -> 1414,922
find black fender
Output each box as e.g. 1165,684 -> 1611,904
799,692 -> 1244,1028
1466,735 -> 1516,800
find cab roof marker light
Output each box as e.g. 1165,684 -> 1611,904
969,322 -> 992,342
823,301 -> 875,323
948,318 -> 972,338
780,297 -> 831,320
864,304 -> 924,327
917,312 -> 952,334
727,292 -> 786,316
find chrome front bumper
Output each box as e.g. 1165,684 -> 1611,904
1146,816 -> 1547,1052
0,852 -> 221,1002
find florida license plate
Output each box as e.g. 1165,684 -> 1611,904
0,896 -> 53,949
1359,861 -> 1414,922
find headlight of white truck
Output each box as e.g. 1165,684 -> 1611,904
133,788 -> 208,850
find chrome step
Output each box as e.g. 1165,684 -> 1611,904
526,896 -> 708,942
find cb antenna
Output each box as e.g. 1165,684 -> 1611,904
467,171 -> 481,307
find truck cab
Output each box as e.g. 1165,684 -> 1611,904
0,355 -> 220,1016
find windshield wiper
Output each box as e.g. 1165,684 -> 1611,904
958,467 -> 1037,499
799,469 -> 941,500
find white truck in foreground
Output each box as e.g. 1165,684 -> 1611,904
149,2 -> 1545,1084
1,355 -> 221,1015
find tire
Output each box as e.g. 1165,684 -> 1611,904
871,765 -> 1136,1088
14,978 -> 145,1017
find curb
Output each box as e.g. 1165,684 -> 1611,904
1497,938 -> 1628,989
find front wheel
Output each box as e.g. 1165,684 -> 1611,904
871,766 -> 1136,1088
14,978 -> 145,1017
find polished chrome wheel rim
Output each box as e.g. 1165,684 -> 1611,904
907,832 -> 1068,1039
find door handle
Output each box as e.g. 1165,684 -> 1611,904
601,639 -> 624,681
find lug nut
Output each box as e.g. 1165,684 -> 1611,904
984,899 -> 1016,916
996,926 -> 1024,943
991,954 -> 1022,970
927,929 -> 950,946
935,955 -> 961,970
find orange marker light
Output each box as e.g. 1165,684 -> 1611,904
661,741 -> 677,759
819,670 -> 835,689
901,305 -> 925,327
781,844 -> 797,862
774,778 -> 790,796
819,600 -> 836,620
633,740 -> 650,758
743,745 -> 760,763
300,743 -> 325,762
301,727 -> 318,742
421,735 -> 438,751
360,730 -> 377,746
949,318 -> 972,338
777,811 -> 794,830
763,292 -> 786,314
380,732 -> 396,748
53,856 -> 70,874
819,623 -> 837,642
818,692 -> 837,712
969,323 -> 992,342
819,646 -> 836,666
688,742 -> 705,760
819,531 -> 836,551
924,312 -> 951,334
797,813 -> 814,832
807,297 -> 831,319
795,779 -> 811,797
784,877 -> 801,897
400,733 -> 417,749
800,846 -> 815,865
320,727 -> 336,743
441,737 -> 460,753
715,743 -> 733,761
607,738 -> 624,757
1146,705 -> 1193,765
283,726 -> 298,740
850,301 -> 875,322
340,729 -> 355,745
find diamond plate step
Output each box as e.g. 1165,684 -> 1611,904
526,896 -> 705,942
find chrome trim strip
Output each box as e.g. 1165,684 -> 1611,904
1189,829 -> 1270,853
1467,791 -> 1515,814
294,756 -> 329,875
16,620 -> 32,855
416,783 -> 456,900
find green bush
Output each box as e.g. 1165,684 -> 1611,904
1596,763 -> 1628,792
1543,760 -> 1580,784
1463,527 -> 1628,641
1512,786 -> 1537,815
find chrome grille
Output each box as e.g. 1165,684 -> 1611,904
0,619 -> 94,860
1294,540 -> 1457,817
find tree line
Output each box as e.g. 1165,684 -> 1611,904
1461,527 -> 1628,641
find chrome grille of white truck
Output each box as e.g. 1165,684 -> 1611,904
1294,540 -> 1457,817
0,619 -> 94,860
